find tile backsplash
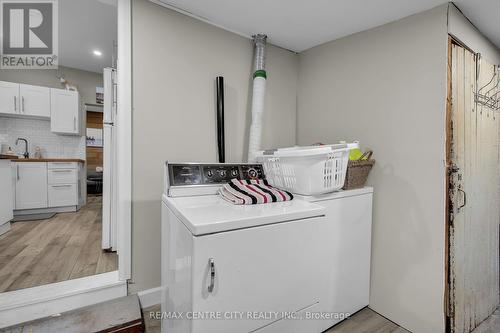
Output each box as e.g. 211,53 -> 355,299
0,116 -> 85,159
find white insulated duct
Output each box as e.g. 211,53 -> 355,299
247,34 -> 267,163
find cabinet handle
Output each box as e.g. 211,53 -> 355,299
52,185 -> 72,188
51,169 -> 72,172
74,116 -> 76,131
22,96 -> 25,113
208,258 -> 215,293
14,96 -> 17,112
17,165 -> 19,180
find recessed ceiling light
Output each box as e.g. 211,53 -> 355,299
93,50 -> 102,56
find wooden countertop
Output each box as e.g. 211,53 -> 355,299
0,154 -> 18,159
0,157 -> 85,163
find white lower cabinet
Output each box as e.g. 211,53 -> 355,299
13,162 -> 80,211
48,184 -> 77,207
47,163 -> 78,208
14,162 -> 48,210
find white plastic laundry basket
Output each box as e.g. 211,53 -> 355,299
256,143 -> 357,195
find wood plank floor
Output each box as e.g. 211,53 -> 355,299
0,196 -> 117,293
142,305 -> 500,333
142,306 -> 410,333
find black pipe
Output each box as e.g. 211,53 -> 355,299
216,76 -> 225,163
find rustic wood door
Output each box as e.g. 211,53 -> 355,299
448,43 -> 500,333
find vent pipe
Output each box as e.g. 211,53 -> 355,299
216,76 -> 225,163
247,34 -> 267,163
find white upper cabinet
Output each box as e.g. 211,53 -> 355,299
19,84 -> 51,118
0,81 -> 20,115
50,88 -> 80,135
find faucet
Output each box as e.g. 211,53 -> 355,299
16,138 -> 29,159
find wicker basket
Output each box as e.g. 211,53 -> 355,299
343,151 -> 375,190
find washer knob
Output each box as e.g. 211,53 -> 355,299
247,168 -> 258,179
219,169 -> 227,177
231,169 -> 238,177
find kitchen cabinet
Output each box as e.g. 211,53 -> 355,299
14,162 -> 48,210
50,89 -> 80,135
47,162 -> 78,207
0,81 -> 19,115
19,84 -> 51,117
0,160 -> 14,235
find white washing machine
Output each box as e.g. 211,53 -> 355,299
161,162 -> 373,333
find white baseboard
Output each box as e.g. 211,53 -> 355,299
14,205 -> 77,215
0,271 -> 127,328
137,287 -> 162,309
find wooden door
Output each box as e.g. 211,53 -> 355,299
448,43 -> 500,333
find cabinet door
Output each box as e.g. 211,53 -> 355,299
19,84 -> 50,117
0,161 -> 14,225
15,163 -> 48,210
50,89 -> 80,134
48,184 -> 77,207
0,81 -> 19,115
191,217 -> 327,333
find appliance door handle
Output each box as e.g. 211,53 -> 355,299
73,116 -> 76,131
14,96 -> 17,112
208,258 -> 215,293
22,96 -> 25,113
458,189 -> 467,210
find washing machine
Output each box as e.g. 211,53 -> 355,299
161,162 -> 373,333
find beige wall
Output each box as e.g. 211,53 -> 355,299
0,66 -> 102,105
130,0 -> 298,293
296,5 -> 449,333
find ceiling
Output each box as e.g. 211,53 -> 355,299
59,0 -> 117,73
159,0 -> 500,53
453,0 -> 500,51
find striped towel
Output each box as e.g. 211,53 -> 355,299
220,179 -> 294,205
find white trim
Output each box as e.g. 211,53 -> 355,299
137,287 -> 162,309
117,0 -> 132,281
0,222 -> 11,236
0,271 -> 126,328
148,0 -> 251,40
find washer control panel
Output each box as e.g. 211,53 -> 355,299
167,163 -> 264,186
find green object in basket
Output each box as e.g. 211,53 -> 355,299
349,148 -> 364,161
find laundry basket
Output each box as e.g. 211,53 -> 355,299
256,143 -> 357,195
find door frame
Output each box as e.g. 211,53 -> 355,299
0,0 -> 132,327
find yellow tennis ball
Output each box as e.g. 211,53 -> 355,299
349,148 -> 363,161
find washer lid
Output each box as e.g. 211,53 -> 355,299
162,194 -> 326,236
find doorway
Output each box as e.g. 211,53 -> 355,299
447,39 -> 500,333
